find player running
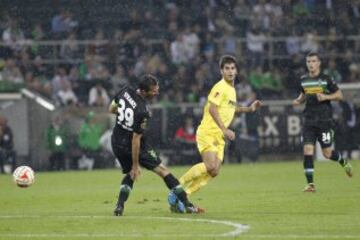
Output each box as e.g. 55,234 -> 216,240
293,52 -> 353,193
168,55 -> 262,212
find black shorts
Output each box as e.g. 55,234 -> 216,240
111,139 -> 161,174
302,124 -> 334,148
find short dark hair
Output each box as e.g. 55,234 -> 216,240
306,52 -> 321,61
219,55 -> 237,69
138,74 -> 158,92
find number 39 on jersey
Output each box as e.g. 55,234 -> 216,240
117,98 -> 134,130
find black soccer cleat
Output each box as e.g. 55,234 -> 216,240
114,204 -> 124,216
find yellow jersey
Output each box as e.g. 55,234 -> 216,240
197,79 -> 237,135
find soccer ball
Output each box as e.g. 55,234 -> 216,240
13,166 -> 35,188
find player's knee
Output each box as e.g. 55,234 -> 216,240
154,164 -> 170,177
322,150 -> 332,159
209,168 -> 219,177
206,165 -> 219,177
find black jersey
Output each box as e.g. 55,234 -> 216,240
112,86 -> 150,148
298,72 -> 339,124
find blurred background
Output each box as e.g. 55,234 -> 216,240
0,0 -> 359,172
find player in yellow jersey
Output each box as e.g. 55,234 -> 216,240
168,55 -> 262,213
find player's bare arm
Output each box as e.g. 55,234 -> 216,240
108,100 -> 118,114
131,132 -> 142,180
293,92 -> 306,106
316,89 -> 343,102
209,102 -> 235,140
236,100 -> 262,113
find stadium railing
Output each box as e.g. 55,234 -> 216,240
1,35 -> 360,65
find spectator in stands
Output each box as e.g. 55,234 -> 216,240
324,59 -> 342,83
30,24 -> 48,57
174,116 -> 196,145
183,26 -> 200,61
51,67 -> 70,97
172,115 -> 198,165
86,55 -> 110,81
170,33 -> 187,65
51,9 -> 78,38
215,11 -> 234,35
46,116 -> 67,171
110,64 -> 128,95
57,81 -> 78,106
0,116 -> 16,173
236,72 -> 256,104
32,56 -> 49,80
286,30 -> 301,55
77,111 -> 104,169
18,50 -> 32,75
1,58 -> 24,84
233,0 -> 251,37
2,19 -> 25,53
88,82 -> 110,107
348,63 -> 360,83
220,29 -> 238,55
89,29 -> 108,58
246,27 -> 266,68
60,33 -> 81,61
301,31 -> 321,54
251,0 -> 271,32
24,72 -> 44,95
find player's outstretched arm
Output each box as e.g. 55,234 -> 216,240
236,100 -> 262,113
316,89 -> 343,102
293,93 -> 305,106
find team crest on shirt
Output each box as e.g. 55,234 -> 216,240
228,100 -> 236,106
141,119 -> 148,130
148,150 -> 157,159
214,92 -> 220,98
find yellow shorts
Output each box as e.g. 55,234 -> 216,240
196,131 -> 225,161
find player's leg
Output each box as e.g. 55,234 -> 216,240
184,151 -> 222,195
114,173 -> 134,216
319,129 -> 353,177
179,133 -> 223,195
139,147 -> 203,213
112,144 -> 133,216
302,125 -> 316,192
152,164 -> 204,213
303,144 -> 316,192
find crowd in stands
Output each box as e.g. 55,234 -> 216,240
0,0 -> 360,107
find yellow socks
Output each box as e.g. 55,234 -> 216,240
185,173 -> 212,195
179,163 -> 212,195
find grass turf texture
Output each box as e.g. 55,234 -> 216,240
0,160 -> 359,239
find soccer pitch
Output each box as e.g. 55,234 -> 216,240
1,161 -> 359,240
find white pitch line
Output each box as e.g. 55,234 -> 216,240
0,215 -> 249,238
244,234 -> 360,239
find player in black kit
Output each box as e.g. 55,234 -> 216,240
293,52 -> 353,192
109,74 -> 203,215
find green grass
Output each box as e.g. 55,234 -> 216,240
1,160 -> 360,239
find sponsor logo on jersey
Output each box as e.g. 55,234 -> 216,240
304,87 -> 324,94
